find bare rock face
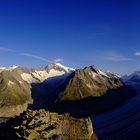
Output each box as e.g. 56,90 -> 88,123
0,102 -> 29,118
0,109 -> 98,140
58,66 -> 123,101
0,71 -> 32,118
0,63 -> 74,117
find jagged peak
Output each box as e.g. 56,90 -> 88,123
45,63 -> 75,73
84,65 -> 99,74
83,65 -> 111,78
0,65 -> 20,71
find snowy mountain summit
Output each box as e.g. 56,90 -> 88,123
123,71 -> 140,82
0,63 -> 75,84
45,63 -> 75,73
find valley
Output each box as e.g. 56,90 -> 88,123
93,79 -> 140,140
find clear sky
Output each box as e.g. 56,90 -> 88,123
0,0 -> 140,74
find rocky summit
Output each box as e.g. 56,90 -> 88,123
0,109 -> 98,140
58,66 -> 123,101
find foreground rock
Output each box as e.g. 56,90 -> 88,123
0,109 -> 98,140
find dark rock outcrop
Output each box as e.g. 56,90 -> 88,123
0,109 -> 98,140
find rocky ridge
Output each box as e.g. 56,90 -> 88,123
58,66 -> 123,101
0,63 -> 74,117
0,109 -> 98,140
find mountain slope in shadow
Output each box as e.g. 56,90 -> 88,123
48,85 -> 136,118
29,77 -> 136,118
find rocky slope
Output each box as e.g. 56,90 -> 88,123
0,71 -> 32,117
0,63 -> 74,117
0,109 -> 98,140
58,66 -> 123,101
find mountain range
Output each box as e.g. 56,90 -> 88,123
0,63 -> 136,118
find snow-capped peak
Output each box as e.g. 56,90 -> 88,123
98,70 -> 110,78
0,65 -> 19,72
20,63 -> 75,83
123,71 -> 140,82
45,63 -> 75,73
0,67 -> 6,70
54,63 -> 75,72
11,65 -> 19,69
131,71 -> 140,76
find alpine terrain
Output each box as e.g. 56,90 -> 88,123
0,63 -> 137,140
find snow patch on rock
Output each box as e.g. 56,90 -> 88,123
0,65 -> 19,72
8,81 -> 15,86
21,73 -> 35,83
48,69 -> 65,78
98,70 -> 110,78
32,70 -> 48,82
55,63 -> 75,72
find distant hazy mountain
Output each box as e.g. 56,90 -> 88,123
123,71 -> 140,82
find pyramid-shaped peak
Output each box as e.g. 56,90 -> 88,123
45,63 -> 75,73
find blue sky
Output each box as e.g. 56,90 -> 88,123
0,0 -> 140,74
